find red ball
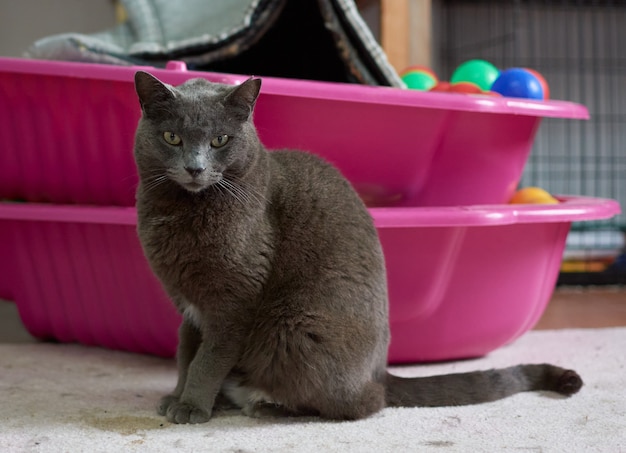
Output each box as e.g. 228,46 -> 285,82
449,81 -> 483,94
429,81 -> 451,92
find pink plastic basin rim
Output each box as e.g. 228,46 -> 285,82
0,57 -> 589,119
0,196 -> 619,227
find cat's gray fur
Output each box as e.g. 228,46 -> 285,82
133,71 -> 582,424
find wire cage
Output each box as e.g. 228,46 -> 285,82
432,0 -> 626,284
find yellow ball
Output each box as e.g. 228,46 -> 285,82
509,187 -> 559,204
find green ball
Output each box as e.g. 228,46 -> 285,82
401,71 -> 437,91
451,60 -> 500,91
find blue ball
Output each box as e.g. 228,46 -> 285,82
491,68 -> 545,99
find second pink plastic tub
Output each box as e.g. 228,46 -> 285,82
0,196 -> 619,363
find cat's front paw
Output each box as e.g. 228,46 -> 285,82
166,401 -> 212,424
157,394 -> 180,416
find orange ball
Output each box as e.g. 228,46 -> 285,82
509,187 -> 559,204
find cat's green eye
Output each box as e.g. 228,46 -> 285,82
163,132 -> 182,146
211,135 -> 229,148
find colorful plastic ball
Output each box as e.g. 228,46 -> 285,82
448,81 -> 483,94
429,81 -> 451,92
491,68 -> 546,100
450,59 -> 500,91
509,187 -> 558,204
524,68 -> 550,100
401,66 -> 438,91
402,65 -> 437,78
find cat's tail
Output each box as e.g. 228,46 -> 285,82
384,364 -> 583,408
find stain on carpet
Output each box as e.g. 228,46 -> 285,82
77,413 -> 169,436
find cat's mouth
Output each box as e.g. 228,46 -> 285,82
183,181 -> 208,192
177,173 -> 222,193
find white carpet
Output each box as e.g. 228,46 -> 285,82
1,328 -> 625,453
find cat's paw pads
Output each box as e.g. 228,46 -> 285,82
157,394 -> 180,416
166,401 -> 211,424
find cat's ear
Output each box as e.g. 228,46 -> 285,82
224,77 -> 262,121
134,71 -> 176,113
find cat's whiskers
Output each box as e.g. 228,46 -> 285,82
141,172 -> 169,195
222,175 -> 268,207
232,176 -> 270,204
212,179 -> 228,199
217,179 -> 249,207
223,178 -> 265,208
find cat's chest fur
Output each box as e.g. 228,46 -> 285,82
137,192 -> 274,312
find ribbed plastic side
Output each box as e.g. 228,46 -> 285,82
0,72 -> 139,205
6,218 -> 179,357
0,196 -> 618,362
5,213 -> 569,363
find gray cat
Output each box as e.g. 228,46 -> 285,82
133,71 -> 582,424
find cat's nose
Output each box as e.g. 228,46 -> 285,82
185,166 -> 205,177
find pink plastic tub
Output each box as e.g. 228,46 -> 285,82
0,197 -> 618,363
0,58 -> 588,207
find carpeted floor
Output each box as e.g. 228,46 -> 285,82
1,326 -> 625,452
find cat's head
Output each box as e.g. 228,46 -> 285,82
133,71 -> 262,194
